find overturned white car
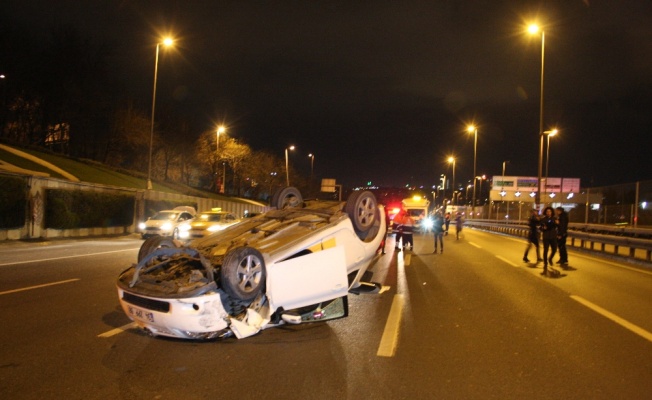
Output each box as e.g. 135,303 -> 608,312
116,187 -> 386,340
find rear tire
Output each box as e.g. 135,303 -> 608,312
345,190 -> 377,234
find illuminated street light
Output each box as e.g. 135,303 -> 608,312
216,126 -> 226,193
285,145 -> 295,186
527,23 -> 548,207
544,128 -> 558,194
467,125 -> 478,216
147,37 -> 174,190
308,153 -> 315,180
448,156 -> 456,205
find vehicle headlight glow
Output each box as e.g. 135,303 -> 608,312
161,222 -> 172,231
178,223 -> 191,232
422,218 -> 433,230
207,225 -> 224,232
138,222 -> 146,230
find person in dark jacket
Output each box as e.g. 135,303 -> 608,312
432,211 -> 445,254
523,209 -> 542,262
555,206 -> 569,266
540,206 -> 558,275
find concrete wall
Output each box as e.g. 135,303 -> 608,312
0,172 -> 267,240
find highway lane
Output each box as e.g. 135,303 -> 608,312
0,233 -> 650,399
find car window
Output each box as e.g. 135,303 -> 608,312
152,212 -> 177,221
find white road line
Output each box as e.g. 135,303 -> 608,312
98,322 -> 138,338
0,278 -> 80,295
570,295 -> 652,343
0,248 -> 139,267
569,253 -> 652,276
495,255 -> 519,267
468,241 -> 482,248
376,294 -> 405,357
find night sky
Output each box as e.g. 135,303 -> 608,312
5,0 -> 652,189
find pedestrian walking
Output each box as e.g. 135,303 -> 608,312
432,211 -> 445,254
555,206 -> 569,266
540,206 -> 558,276
444,212 -> 451,236
523,209 -> 542,262
455,212 -> 463,240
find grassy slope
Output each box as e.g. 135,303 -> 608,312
0,145 -> 258,204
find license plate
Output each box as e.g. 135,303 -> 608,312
127,305 -> 156,323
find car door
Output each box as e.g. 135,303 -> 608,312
266,245 -> 349,311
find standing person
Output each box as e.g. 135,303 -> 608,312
555,206 -> 569,266
380,205 -> 390,255
540,206 -> 558,276
444,212 -> 451,236
401,211 -> 414,250
393,210 -> 404,251
523,209 -> 542,262
432,212 -> 445,254
455,212 -> 463,240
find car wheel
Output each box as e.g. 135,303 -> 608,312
137,236 -> 178,263
344,190 -> 377,234
220,247 -> 266,302
270,186 -> 303,209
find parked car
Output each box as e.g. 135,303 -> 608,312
181,209 -> 240,240
138,206 -> 196,239
117,187 -> 385,340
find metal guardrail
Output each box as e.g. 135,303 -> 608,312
465,220 -> 652,264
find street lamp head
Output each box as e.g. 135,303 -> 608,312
288,145 -> 295,151
162,37 -> 174,47
447,156 -> 455,164
217,126 -> 225,134
466,125 -> 476,133
544,128 -> 558,136
308,153 -> 313,158
527,24 -> 540,35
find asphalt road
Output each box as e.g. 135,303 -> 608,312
0,230 -> 651,400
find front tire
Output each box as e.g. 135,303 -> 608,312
220,247 -> 266,302
270,187 -> 303,209
137,236 -> 179,263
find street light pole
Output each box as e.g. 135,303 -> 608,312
147,37 -> 173,190
285,145 -> 295,186
448,156 -> 456,205
528,24 -> 545,208
308,153 -> 314,180
467,125 -> 478,217
544,129 -> 558,195
216,126 -> 225,193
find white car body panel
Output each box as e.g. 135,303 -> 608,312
267,246 -> 348,311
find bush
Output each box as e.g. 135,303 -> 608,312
45,189 -> 135,229
0,176 -> 27,229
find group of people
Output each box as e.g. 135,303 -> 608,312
393,210 -> 414,251
524,206 -> 569,276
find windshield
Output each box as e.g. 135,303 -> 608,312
151,212 -> 178,221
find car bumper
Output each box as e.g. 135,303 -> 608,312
117,287 -> 230,339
